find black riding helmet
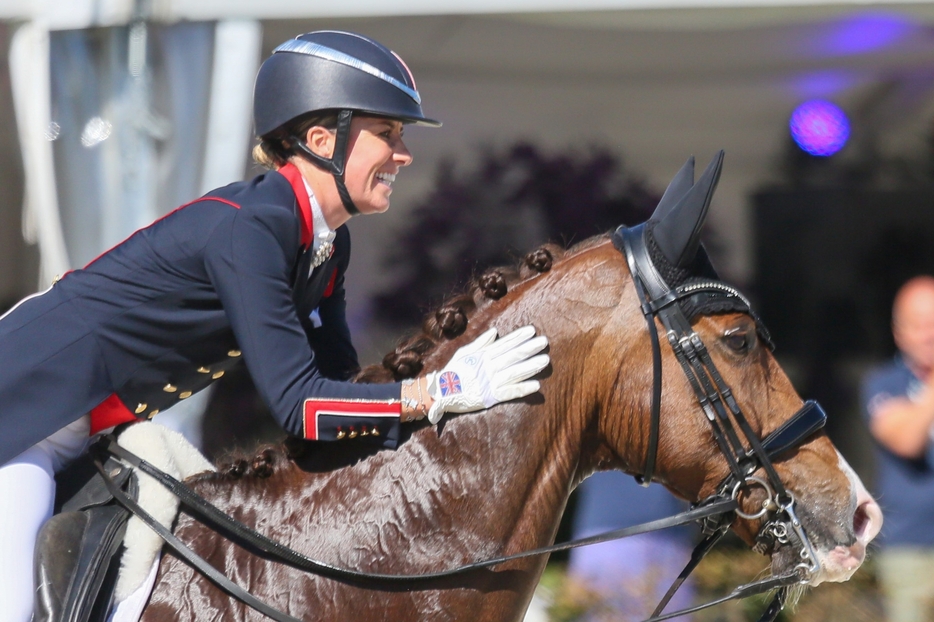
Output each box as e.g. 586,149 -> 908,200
254,30 -> 441,215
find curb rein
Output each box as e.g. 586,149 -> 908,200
93,227 -> 828,622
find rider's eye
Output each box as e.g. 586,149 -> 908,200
724,329 -> 751,353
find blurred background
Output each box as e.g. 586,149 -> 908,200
3,0 -> 934,619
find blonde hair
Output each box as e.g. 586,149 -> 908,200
252,112 -> 341,170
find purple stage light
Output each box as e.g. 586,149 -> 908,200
789,100 -> 850,157
821,13 -> 915,56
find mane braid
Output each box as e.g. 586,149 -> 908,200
357,237 -> 604,384
190,443 -> 290,485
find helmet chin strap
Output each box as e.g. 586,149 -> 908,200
290,109 -> 360,216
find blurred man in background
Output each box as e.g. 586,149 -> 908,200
863,275 -> 934,622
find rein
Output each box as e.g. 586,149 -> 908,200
96,438 -> 735,583
93,229 -> 829,621
94,393 -> 823,621
93,442 -> 735,622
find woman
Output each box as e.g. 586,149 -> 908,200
0,30 -> 549,620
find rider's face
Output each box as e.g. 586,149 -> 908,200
342,116 -> 413,215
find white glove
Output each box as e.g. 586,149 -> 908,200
426,325 -> 549,424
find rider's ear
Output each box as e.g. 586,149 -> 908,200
651,150 -> 724,268
304,126 -> 335,159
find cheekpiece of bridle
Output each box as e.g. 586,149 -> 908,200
612,222 -> 828,621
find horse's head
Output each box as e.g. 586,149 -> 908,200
571,152 -> 882,588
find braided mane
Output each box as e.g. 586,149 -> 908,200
357,236 -> 610,383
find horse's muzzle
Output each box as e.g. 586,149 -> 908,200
779,457 -> 883,586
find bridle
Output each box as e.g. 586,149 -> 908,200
92,230 -> 830,622
614,223 -> 828,619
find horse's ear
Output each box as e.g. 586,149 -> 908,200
650,155 -> 694,223
650,150 -> 724,268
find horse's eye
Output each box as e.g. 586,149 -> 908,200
723,329 -> 752,353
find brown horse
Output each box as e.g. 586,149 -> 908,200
139,156 -> 881,622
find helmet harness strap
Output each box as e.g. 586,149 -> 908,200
290,109 -> 360,216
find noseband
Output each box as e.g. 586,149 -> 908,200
614,224 -> 827,619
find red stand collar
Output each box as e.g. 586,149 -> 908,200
277,162 -> 313,249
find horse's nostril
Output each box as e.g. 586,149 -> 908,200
853,503 -> 868,536
853,499 -> 883,543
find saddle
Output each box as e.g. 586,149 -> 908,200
34,451 -> 137,622
32,422 -> 216,622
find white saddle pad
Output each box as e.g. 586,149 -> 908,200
108,422 -> 214,618
108,557 -> 160,622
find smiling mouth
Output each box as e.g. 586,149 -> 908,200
376,172 -> 396,187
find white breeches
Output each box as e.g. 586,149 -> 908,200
0,416 -> 92,622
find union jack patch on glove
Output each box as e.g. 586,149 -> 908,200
438,371 -> 462,396
425,326 -> 549,424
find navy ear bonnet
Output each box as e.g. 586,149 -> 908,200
611,225 -> 757,323
644,225 -> 719,290
611,152 -> 773,347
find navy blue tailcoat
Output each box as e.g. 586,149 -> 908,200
0,163 -> 402,466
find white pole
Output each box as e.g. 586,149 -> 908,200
199,18 -> 263,194
154,19 -> 263,448
9,20 -> 71,288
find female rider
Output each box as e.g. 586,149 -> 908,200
0,30 -> 549,620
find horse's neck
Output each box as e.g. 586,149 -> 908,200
375,253 -> 633,559
298,243 -> 634,568
426,399 -> 583,555
289,392 -> 587,571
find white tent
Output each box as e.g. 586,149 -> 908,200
4,0 -> 934,341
